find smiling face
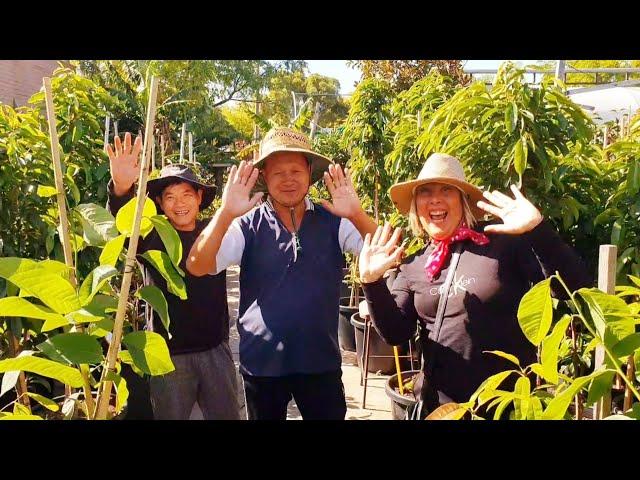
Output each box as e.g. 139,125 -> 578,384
415,182 -> 464,240
262,152 -> 311,208
157,181 -> 203,231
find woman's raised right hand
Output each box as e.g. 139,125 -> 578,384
359,223 -> 404,284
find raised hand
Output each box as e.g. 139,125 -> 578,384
220,161 -> 264,219
321,164 -> 363,219
359,222 -> 404,284
107,132 -> 143,196
477,185 -> 543,234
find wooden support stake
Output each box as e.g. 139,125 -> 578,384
595,245 -> 617,419
94,76 -> 159,420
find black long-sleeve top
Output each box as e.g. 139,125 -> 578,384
107,180 -> 229,355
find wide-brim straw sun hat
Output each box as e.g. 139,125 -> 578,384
389,152 -> 485,218
253,127 -> 333,186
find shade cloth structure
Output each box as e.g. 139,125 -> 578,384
568,84 -> 640,124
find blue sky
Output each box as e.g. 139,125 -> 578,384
306,60 -> 546,94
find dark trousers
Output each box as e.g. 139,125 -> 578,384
242,370 -> 347,420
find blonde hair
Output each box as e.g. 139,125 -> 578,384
408,183 -> 477,238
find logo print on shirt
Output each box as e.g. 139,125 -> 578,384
429,273 -> 477,297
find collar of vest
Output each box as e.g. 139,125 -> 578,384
264,195 -> 314,212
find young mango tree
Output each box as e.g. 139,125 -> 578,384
595,116 -> 640,282
342,78 -> 394,223
428,273 -> 640,420
0,197 -> 183,419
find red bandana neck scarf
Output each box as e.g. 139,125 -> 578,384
425,223 -> 489,281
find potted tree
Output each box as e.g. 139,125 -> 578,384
338,253 -> 361,352
385,369 -> 421,420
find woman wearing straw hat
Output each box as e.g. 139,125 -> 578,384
358,153 -> 590,417
187,127 -> 377,420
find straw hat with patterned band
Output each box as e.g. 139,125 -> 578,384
147,164 -> 216,212
389,153 -> 485,218
253,127 -> 333,185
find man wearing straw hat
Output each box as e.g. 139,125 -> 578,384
187,127 -> 377,420
106,132 -> 239,420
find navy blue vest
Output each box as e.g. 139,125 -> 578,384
237,202 -> 344,376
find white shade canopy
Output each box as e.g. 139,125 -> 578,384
569,85 -> 640,124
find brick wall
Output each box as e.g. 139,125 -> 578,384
0,60 -> 61,106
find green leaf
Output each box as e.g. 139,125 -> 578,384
514,376 -> 531,420
140,250 -> 187,300
517,278 -> 553,346
0,414 -> 43,420
505,103 -> 517,133
26,393 -> 59,412
66,173 -> 81,206
87,317 -> 114,338
65,309 -> 105,325
74,203 -> 118,246
136,285 -> 171,338
38,333 -> 103,364
542,371 -> 606,420
483,350 -> 520,367
149,215 -> 184,275
514,138 -> 527,178
105,371 -> 129,415
78,265 -> 118,306
540,315 -> 572,385
83,294 -> 118,317
611,333 -> 640,358
116,197 -> 156,237
470,370 -> 514,404
41,316 -> 72,332
494,396 -> 515,420
122,331 -> 174,376
611,219 -> 623,246
528,396 -> 544,420
119,350 -> 145,377
13,403 -> 31,415
99,234 -> 125,267
0,297 -> 67,324
0,356 -> 84,387
586,370 -> 615,406
0,257 -> 39,278
1,267 -> 80,314
37,185 -> 58,198
577,288 -> 631,339
0,351 -> 34,397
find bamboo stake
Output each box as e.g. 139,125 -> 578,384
114,120 -> 119,138
104,115 -> 111,153
393,346 -> 405,396
151,136 -> 156,172
160,134 -> 165,168
623,355 -> 635,412
180,123 -> 186,162
43,78 -> 75,286
44,77 -> 95,416
94,76 -> 159,420
189,132 -> 193,164
595,245 -> 616,419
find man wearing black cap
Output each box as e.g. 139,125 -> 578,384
106,132 -> 239,420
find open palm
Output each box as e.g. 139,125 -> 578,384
359,223 -> 404,284
220,160 -> 264,218
477,185 -> 543,234
107,132 -> 142,195
321,164 -> 362,219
